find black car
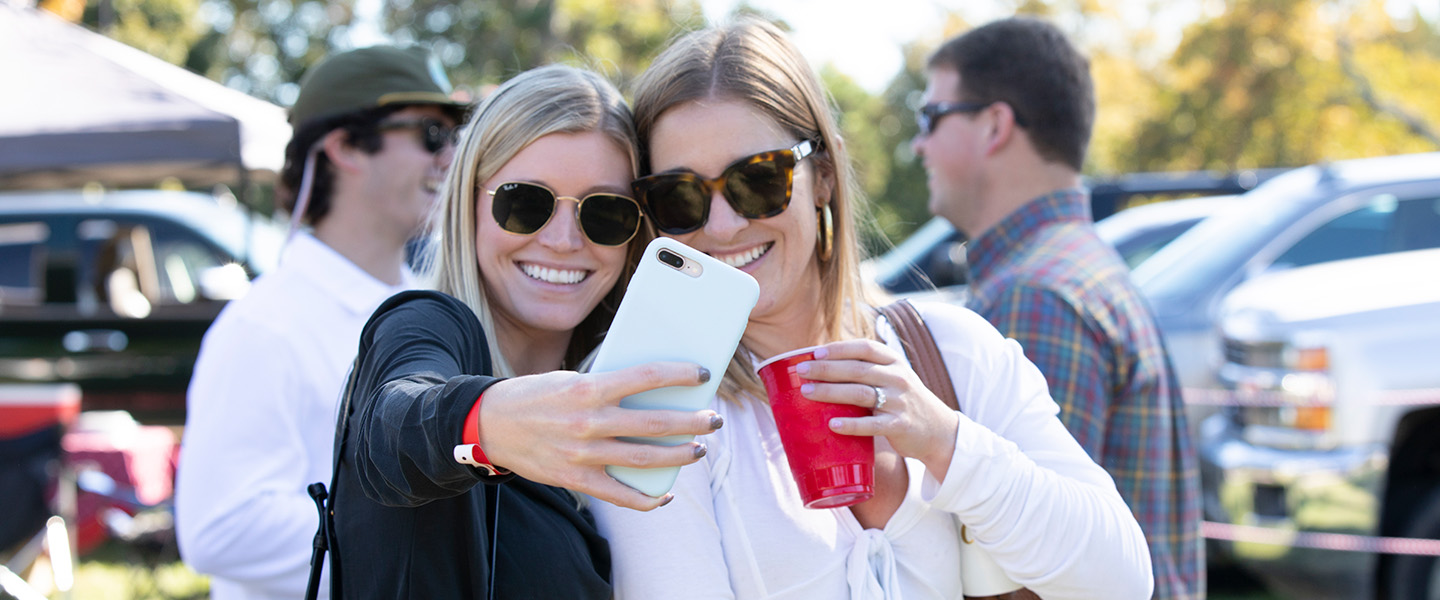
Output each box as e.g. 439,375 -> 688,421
0,189 -> 283,423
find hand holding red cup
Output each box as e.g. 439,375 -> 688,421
756,346 -> 875,509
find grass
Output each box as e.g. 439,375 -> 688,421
46,557 -> 1285,600
12,540 -> 1284,600
16,539 -> 209,600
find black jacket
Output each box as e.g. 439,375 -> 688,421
328,290 -> 611,599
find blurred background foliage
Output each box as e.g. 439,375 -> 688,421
38,0 -> 1440,243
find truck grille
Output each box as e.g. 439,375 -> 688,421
1224,339 -> 1287,368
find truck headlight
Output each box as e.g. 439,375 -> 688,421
1225,344 -> 1336,447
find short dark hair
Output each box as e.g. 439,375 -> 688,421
277,105 -> 405,225
928,17 -> 1094,171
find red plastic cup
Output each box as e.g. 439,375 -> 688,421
756,346 -> 874,509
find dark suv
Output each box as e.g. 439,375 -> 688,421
0,189 -> 283,423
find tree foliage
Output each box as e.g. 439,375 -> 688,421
385,0 -> 703,91
1128,0 -> 1440,170
67,0 -> 1440,244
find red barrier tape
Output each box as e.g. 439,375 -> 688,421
1183,388 -> 1440,408
1204,521 -> 1440,556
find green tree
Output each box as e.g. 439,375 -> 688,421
821,66 -> 904,253
867,42 -> 934,248
385,0 -> 704,91
173,0 -> 704,106
84,0 -> 207,66
1129,0 -> 1440,171
181,0 -> 356,103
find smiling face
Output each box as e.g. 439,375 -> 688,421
475,130 -> 634,342
361,104 -> 458,240
912,67 -> 991,236
647,99 -> 828,346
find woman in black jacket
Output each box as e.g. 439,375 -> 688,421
327,64 -> 721,599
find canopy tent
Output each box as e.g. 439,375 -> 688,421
0,1 -> 291,190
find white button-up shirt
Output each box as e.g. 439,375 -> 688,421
176,233 -> 415,600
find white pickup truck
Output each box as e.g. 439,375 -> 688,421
1202,247 -> 1440,599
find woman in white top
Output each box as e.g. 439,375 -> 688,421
588,18 -> 1154,600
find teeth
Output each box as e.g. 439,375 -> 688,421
716,244 -> 769,269
521,263 -> 588,284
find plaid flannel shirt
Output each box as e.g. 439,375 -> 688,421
965,189 -> 1203,600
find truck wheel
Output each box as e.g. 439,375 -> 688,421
1388,489 -> 1440,600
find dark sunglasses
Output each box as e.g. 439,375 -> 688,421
915,101 -> 1027,136
376,118 -> 459,154
487,181 -> 644,247
631,140 -> 818,235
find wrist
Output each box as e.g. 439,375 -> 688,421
454,392 -> 510,476
923,412 -> 960,481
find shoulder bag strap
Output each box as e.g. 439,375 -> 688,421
876,299 -> 1042,600
878,299 -> 959,412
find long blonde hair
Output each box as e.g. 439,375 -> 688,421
631,18 -> 882,400
425,64 -> 648,376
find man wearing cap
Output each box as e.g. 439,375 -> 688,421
176,45 -> 468,600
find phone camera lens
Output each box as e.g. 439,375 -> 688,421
657,249 -> 685,269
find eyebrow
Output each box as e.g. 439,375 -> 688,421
521,180 -> 633,198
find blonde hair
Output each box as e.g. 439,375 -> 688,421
425,64 -> 649,376
631,18 -> 882,400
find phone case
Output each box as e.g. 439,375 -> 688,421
590,237 -> 759,497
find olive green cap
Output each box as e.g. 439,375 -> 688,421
288,45 -> 468,127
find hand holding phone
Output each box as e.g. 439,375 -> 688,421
589,237 -> 759,497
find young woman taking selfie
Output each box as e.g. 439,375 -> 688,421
326,64 -> 721,598
589,19 -> 1154,600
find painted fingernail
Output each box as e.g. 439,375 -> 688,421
796,362 -> 810,375
814,347 -> 829,359
693,443 -> 708,459
698,367 -> 711,384
800,383 -> 815,395
659,494 -> 675,507
709,413 -> 725,430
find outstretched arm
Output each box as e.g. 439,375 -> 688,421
345,291 -> 722,511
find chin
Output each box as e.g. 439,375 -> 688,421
527,310 -> 591,333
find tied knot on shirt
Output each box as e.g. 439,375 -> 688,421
846,528 -> 899,600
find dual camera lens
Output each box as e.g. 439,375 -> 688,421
657,249 -> 686,269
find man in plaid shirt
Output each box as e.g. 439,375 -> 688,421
911,17 -> 1203,600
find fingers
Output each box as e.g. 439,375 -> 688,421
812,339 -> 900,364
799,380 -> 882,409
582,438 -> 710,470
827,413 -> 897,438
584,406 -> 724,440
591,361 -> 712,401
572,471 -> 677,511
796,356 -> 894,388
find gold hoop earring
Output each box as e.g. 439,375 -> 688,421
816,205 -> 834,262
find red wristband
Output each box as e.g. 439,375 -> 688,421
454,391 -> 509,476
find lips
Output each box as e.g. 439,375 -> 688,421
713,243 -> 771,269
520,262 -> 589,284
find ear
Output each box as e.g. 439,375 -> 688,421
320,128 -> 365,175
811,150 -> 837,208
983,102 -> 1021,157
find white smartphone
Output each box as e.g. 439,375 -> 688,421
589,237 -> 759,497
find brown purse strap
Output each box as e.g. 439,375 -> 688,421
876,300 -> 1042,600
878,299 -> 959,412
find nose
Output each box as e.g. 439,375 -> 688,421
435,140 -> 457,170
910,132 -> 926,159
701,187 -> 747,242
535,198 -> 585,252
